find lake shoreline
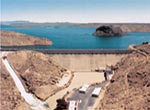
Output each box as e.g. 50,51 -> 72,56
1,27 -> 150,49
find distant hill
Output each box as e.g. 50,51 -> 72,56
1,20 -> 30,24
1,21 -> 150,32
1,21 -> 79,28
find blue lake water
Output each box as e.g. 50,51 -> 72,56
1,25 -> 150,49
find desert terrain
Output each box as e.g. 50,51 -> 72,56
0,51 -> 71,110
97,44 -> 150,110
1,44 -> 150,110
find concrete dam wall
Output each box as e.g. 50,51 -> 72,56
49,54 -> 126,71
1,48 -> 129,71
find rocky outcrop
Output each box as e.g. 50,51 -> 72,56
1,50 -> 68,110
1,30 -> 52,46
93,25 -> 125,37
98,44 -> 150,110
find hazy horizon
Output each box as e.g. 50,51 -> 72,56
1,0 -> 150,23
2,20 -> 150,24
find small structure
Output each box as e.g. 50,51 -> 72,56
68,100 -> 78,110
92,87 -> 101,97
79,84 -> 89,93
95,67 -> 105,72
105,65 -> 112,73
104,65 -> 113,81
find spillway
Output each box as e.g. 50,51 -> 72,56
2,57 -> 50,110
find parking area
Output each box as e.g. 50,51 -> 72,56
46,72 -> 105,110
67,81 -> 108,110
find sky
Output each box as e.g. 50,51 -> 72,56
1,0 -> 150,23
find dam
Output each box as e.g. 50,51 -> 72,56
49,54 -> 126,71
36,49 -> 130,71
38,50 -> 129,71
1,49 -> 131,71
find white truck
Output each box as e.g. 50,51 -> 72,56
92,87 -> 101,97
68,100 -> 78,110
79,84 -> 89,93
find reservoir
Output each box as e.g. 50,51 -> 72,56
1,25 -> 150,49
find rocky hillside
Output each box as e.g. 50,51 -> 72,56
98,44 -> 150,110
1,65 -> 25,110
1,50 -> 68,110
1,30 -> 52,46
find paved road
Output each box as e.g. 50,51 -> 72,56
67,81 -> 108,110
